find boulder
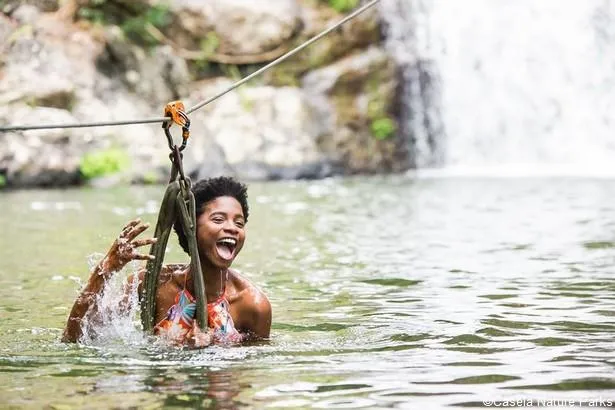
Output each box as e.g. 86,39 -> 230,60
0,106 -> 82,187
0,11 -> 104,108
1,0 -> 59,15
206,0 -> 300,57
164,0 -> 301,64
183,78 -> 329,180
98,26 -> 191,105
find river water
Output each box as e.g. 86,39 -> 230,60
0,175 -> 614,408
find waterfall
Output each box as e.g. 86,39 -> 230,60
382,0 -> 615,175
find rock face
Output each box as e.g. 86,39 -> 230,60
303,47 -> 407,173
163,0 -> 300,64
0,0 -> 409,189
0,11 -> 171,187
0,107 -> 82,187
185,79 -> 330,181
265,0 -> 382,85
205,0 -> 300,59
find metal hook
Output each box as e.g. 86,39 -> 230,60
162,101 -> 191,152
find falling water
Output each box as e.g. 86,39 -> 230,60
382,0 -> 615,175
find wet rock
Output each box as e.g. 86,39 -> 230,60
303,46 -> 409,173
266,160 -> 337,180
0,106 -> 82,187
232,159 -> 335,181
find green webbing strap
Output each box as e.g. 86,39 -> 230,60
175,182 -> 207,330
141,178 -> 207,332
141,103 -> 206,332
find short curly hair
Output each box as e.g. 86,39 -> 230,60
173,176 -> 249,254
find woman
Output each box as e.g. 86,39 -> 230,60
62,176 -> 271,347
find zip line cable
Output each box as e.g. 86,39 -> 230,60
186,0 -> 380,115
0,0 -> 381,133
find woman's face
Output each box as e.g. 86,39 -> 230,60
196,196 -> 246,269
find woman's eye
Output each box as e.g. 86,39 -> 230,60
212,218 -> 224,224
235,221 -> 245,228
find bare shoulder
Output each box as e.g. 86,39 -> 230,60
228,269 -> 272,337
228,269 -> 270,305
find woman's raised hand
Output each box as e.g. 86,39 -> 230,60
99,219 -> 157,276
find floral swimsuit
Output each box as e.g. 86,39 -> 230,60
155,286 -> 242,345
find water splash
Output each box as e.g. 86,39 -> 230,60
382,0 -> 615,175
79,254 -> 145,346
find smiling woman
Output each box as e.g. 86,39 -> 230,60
61,176 -> 271,347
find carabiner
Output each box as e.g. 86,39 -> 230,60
162,101 -> 191,152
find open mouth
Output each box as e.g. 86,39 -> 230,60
216,237 -> 237,261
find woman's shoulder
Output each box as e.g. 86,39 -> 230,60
227,268 -> 252,291
228,269 -> 269,304
227,269 -> 271,338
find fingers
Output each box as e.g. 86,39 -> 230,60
132,238 -> 157,248
132,254 -> 155,261
125,221 -> 151,241
121,219 -> 141,236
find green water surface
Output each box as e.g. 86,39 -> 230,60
0,176 -> 614,408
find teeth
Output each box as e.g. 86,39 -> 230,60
218,238 -> 236,246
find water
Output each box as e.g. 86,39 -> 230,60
382,0 -> 615,173
1,176 -> 614,408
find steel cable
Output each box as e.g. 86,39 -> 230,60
0,0 -> 380,133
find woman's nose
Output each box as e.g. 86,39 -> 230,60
223,220 -> 239,233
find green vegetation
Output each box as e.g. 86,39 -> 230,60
192,32 -> 220,72
323,0 -> 359,13
141,171 -> 159,185
78,1 -> 171,47
0,174 -> 6,188
221,64 -> 242,82
79,148 -> 130,180
200,32 -> 220,58
370,117 -> 396,140
77,0 -> 107,24
121,4 -> 171,46
366,75 -> 397,140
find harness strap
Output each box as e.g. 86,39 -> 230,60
175,180 -> 207,330
140,102 -> 206,332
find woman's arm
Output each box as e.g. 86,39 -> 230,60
238,287 -> 272,340
61,219 -> 156,343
